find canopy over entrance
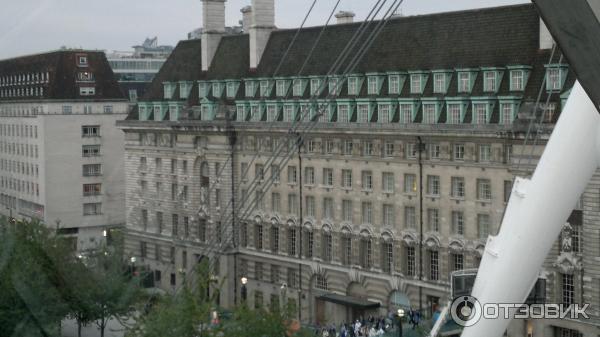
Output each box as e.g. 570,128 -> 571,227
317,293 -> 381,310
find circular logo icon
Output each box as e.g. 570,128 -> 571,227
450,295 -> 482,327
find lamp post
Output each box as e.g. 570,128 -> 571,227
280,283 -> 287,311
397,308 -> 405,337
241,277 -> 248,303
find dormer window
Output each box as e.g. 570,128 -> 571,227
511,70 -> 524,91
367,77 -> 378,95
422,103 -> 438,124
245,80 -> 257,97
77,72 -> 94,82
181,81 -> 193,99
276,80 -> 289,97
328,77 -> 340,95
472,101 -> 494,124
500,101 -> 518,125
212,82 -> 223,98
198,81 -> 210,98
433,73 -> 446,93
399,102 -> 414,123
410,74 -> 422,94
164,82 -> 176,99
458,72 -> 471,93
260,80 -> 271,97
348,77 -> 359,95
293,79 -> 305,96
77,55 -> 88,67
484,72 -> 497,92
388,75 -> 400,94
545,65 -> 568,92
447,103 -> 463,124
310,78 -> 322,96
226,81 -> 239,98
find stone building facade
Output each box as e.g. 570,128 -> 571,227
0,50 -> 129,250
117,2 -> 599,336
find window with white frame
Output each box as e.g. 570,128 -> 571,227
477,214 -> 490,239
293,79 -> 303,96
378,104 -> 390,123
383,204 -> 395,226
305,167 -> 315,185
427,175 -> 440,196
479,144 -> 491,162
343,139 -> 354,155
385,141 -> 394,157
328,77 -> 339,95
452,211 -> 464,235
342,169 -> 353,189
477,179 -> 492,201
348,77 -> 358,95
310,78 -> 321,95
484,71 -> 497,92
458,72 -> 471,92
382,242 -> 393,273
423,104 -> 437,124
511,70 -> 524,91
359,237 -> 372,269
342,200 -> 353,222
362,170 -> 373,190
429,144 -> 440,160
405,206 -> 416,228
282,105 -> 293,122
272,192 -> 281,212
227,82 -> 237,97
358,104 -> 369,123
271,165 -> 280,183
410,74 -> 422,94
245,81 -> 256,97
367,76 -> 378,94
259,81 -> 270,97
83,202 -> 102,216
473,103 -> 487,124
451,176 -> 465,198
287,166 -> 297,184
389,75 -> 400,94
561,273 -> 574,306
338,104 -> 349,123
501,103 -> 515,125
400,104 -> 412,123
428,208 -> 439,232
447,104 -> 462,124
453,143 -> 465,161
406,247 -> 415,276
322,168 -> 333,187
404,174 -> 416,194
547,68 -> 562,91
362,140 -> 373,156
430,251 -> 439,281
453,254 -> 464,271
362,202 -> 373,224
405,143 -> 417,159
323,197 -> 334,219
433,73 -> 446,93
305,196 -> 315,217
266,105 -> 277,121
288,193 -> 298,214
382,172 -> 395,193
276,80 -> 287,96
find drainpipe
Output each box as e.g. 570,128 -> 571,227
297,133 -> 304,322
417,136 -> 425,314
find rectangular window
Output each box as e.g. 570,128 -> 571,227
310,78 -> 321,95
383,204 -> 395,227
342,200 -> 353,222
272,193 -> 281,212
271,165 -> 280,183
427,175 -> 440,196
501,103 -> 515,125
323,198 -> 334,219
430,251 -> 439,281
453,144 -> 465,161
429,144 -> 441,160
338,105 -> 349,123
451,177 -> 465,198
287,166 -> 297,184
384,141 -> 394,157
288,228 -> 296,256
305,167 -> 315,185
255,224 -> 263,250
423,104 -> 437,124
433,73 -> 446,93
260,80 -> 270,97
406,247 -> 415,276
368,76 -> 378,94
358,104 -> 370,123
453,254 -> 464,272
400,104 -> 412,123
511,70 -> 524,91
348,77 -> 358,95
474,103 -> 488,124
477,214 -> 490,239
82,125 -> 100,137
361,170 -> 373,190
322,168 -> 333,187
83,202 -> 101,215
484,72 -> 497,92
404,174 -> 417,194
362,140 -> 374,156
547,68 -> 562,91
458,72 -> 470,93
382,242 -> 393,273
504,180 -> 513,203
382,172 -> 395,193
477,179 -> 492,201
305,196 -> 315,217
293,79 -> 303,96
362,202 -> 373,225
342,169 -> 353,189
562,273 -> 574,306
82,164 -> 102,176
172,214 -> 179,237
343,140 -> 354,155
428,208 -> 439,232
479,145 -> 491,162
341,236 -> 352,266
83,183 -> 101,196
410,74 -> 422,94
389,75 -> 400,94
405,143 -> 417,159
82,145 -> 100,157
288,194 -> 298,215
405,206 -> 416,228
447,104 -> 462,124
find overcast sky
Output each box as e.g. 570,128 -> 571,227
0,0 -> 529,59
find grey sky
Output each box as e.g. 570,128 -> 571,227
0,0 -> 529,60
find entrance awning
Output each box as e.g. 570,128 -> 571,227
317,293 -> 381,309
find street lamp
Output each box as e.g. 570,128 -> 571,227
241,277 -> 248,303
397,308 -> 405,337
280,283 -> 288,310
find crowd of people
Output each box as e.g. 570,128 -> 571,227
314,310 -> 422,337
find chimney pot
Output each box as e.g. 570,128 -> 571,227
201,0 -> 227,72
241,6 -> 253,33
249,0 -> 275,69
335,10 -> 355,24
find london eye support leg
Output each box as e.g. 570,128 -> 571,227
461,81 -> 600,337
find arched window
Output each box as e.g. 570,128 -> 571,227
321,232 -> 332,262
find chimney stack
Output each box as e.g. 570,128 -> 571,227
335,11 -> 355,24
201,0 -> 226,72
250,0 -> 276,69
241,6 -> 253,33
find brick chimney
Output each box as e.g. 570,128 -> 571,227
241,6 -> 253,33
250,0 -> 276,70
335,11 -> 355,24
201,0 -> 226,72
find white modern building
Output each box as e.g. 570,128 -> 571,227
0,50 -> 129,250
